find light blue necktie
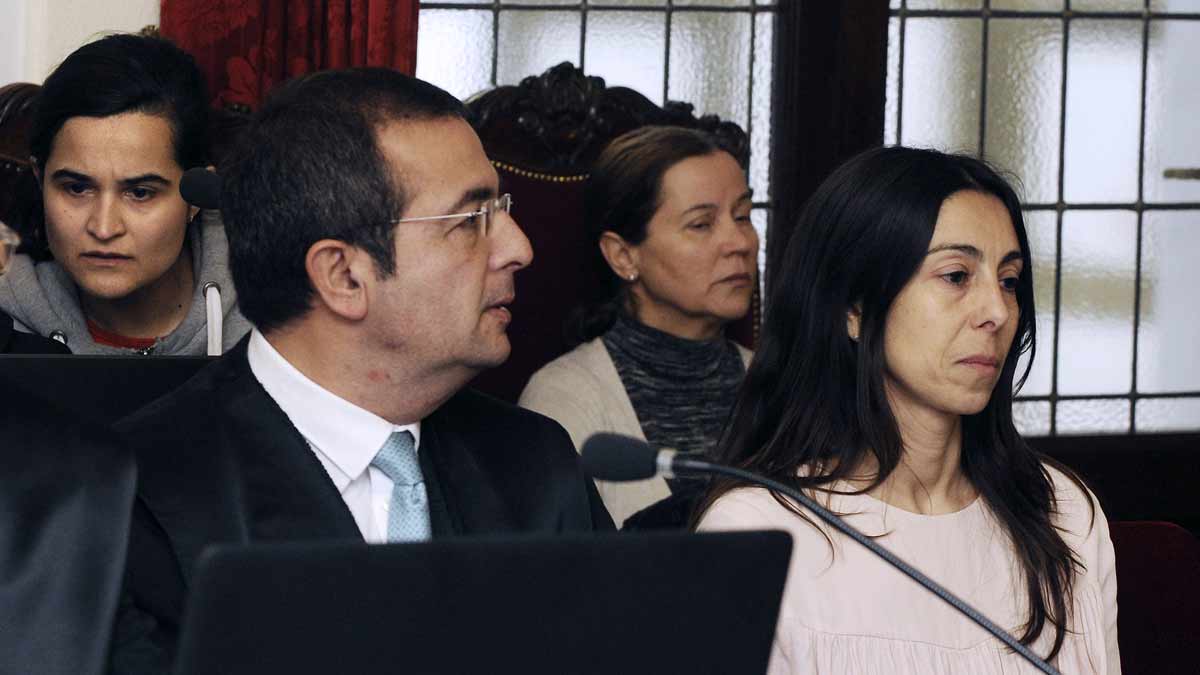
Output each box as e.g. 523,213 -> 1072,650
370,430 -> 431,542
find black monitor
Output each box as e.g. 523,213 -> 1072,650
175,531 -> 792,675
0,354 -> 212,427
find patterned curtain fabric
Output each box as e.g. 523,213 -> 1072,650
160,0 -> 419,111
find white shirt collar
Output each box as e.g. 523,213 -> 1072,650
246,329 -> 421,491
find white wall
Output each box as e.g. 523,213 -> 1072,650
0,0 -> 28,85
1,0 -> 160,86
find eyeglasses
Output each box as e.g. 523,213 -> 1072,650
391,193 -> 513,238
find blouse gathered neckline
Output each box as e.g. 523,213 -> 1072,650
857,490 -> 983,521
698,465 -> 1121,674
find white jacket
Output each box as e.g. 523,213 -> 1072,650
520,337 -> 751,527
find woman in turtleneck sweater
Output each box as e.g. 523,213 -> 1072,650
519,126 -> 759,528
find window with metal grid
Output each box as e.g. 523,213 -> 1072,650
415,0 -> 780,280
886,0 -> 1200,436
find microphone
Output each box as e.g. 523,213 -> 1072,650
580,433 -> 711,481
180,167 -> 222,210
580,433 -> 1062,675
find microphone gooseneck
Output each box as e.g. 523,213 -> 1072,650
580,433 -> 1061,675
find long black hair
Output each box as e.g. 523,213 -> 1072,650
24,33 -> 210,259
699,146 -> 1091,660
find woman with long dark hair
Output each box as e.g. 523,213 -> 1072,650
696,147 -> 1118,673
521,126 -> 758,528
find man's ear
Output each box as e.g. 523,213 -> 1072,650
598,231 -> 640,283
846,303 -> 862,342
305,239 -> 370,321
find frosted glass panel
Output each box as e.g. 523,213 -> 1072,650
1014,211 -> 1057,397
1136,398 -> 1200,432
675,0 -> 750,5
592,0 -> 666,4
497,11 -> 581,86
1151,0 -> 1200,9
1058,210 -> 1136,395
900,19 -> 982,154
751,208 -> 769,291
501,0 -> 574,4
416,10 -> 495,101
885,18 -> 900,146
908,0 -> 981,8
1144,21 -> 1200,203
750,13 -> 774,200
1138,211 -> 1200,393
1073,0 -> 1142,9
992,0 -> 1063,9
1013,401 -> 1052,437
1057,399 -> 1131,435
669,12 -> 752,128
1064,20 -> 1142,203
985,20 -> 1062,203
585,12 -> 666,103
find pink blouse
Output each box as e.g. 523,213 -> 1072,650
698,465 -> 1120,674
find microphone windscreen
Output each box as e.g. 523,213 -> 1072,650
180,167 -> 222,210
581,433 -> 659,482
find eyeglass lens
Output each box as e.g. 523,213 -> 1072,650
482,194 -> 513,237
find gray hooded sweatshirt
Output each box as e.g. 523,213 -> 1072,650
0,211 -> 251,355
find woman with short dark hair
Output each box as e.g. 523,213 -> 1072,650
521,126 -> 759,528
696,146 -> 1119,673
0,33 -> 249,355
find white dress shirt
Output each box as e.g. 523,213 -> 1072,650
246,329 -> 421,543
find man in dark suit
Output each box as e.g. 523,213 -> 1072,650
109,69 -> 613,673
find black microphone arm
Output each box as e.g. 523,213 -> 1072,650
581,433 -> 1061,675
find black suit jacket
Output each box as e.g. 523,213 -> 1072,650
0,379 -> 134,675
109,338 -> 613,673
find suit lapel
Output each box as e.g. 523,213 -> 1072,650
222,363 -> 362,546
418,424 -> 460,537
423,401 -> 518,535
134,345 -> 360,590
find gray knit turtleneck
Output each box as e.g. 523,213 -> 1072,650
602,312 -> 745,489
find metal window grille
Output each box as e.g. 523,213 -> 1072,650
887,1 -> 1200,436
417,0 -> 780,280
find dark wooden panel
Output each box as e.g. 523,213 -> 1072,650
1031,433 -> 1200,536
769,1 -> 890,283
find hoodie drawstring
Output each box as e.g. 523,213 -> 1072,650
203,282 -> 223,356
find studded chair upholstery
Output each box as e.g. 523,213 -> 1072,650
464,62 -> 761,403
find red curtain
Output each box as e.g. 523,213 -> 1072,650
160,0 -> 419,111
